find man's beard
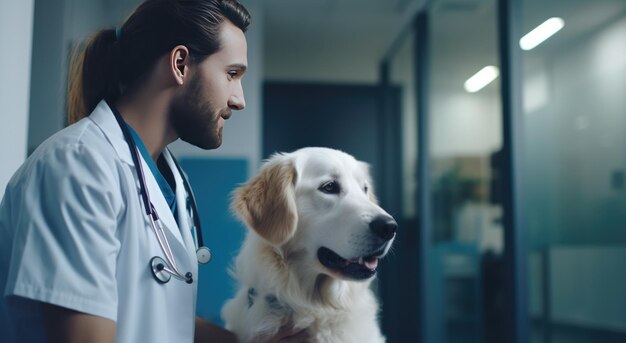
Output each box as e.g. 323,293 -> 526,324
170,74 -> 231,150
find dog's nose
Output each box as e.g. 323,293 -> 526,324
369,216 -> 397,241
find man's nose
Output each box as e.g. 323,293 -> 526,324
228,84 -> 246,110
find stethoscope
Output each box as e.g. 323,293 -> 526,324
111,105 -> 212,285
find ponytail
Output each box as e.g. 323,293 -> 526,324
67,28 -> 121,124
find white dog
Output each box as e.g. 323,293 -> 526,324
221,147 -> 396,343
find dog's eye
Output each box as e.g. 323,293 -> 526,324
364,185 -> 369,193
319,180 -> 340,194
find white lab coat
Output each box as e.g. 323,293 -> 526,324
0,100 -> 198,342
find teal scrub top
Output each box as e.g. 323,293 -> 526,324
126,124 -> 177,218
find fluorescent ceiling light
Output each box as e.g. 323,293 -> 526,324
464,66 -> 499,93
520,17 -> 564,50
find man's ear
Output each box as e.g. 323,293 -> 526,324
231,156 -> 298,246
170,45 -> 190,85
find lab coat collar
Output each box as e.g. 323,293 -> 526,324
88,100 -> 134,165
88,100 -> 194,267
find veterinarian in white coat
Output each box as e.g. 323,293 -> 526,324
0,0 -> 314,341
0,100 -> 201,342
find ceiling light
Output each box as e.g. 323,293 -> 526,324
520,17 -> 564,50
464,66 -> 499,93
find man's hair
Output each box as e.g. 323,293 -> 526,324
67,0 -> 251,124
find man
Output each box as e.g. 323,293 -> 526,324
0,0 -> 307,342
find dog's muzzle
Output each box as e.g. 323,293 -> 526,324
317,214 -> 396,280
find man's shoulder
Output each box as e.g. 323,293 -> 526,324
35,117 -> 107,152
10,118 -> 123,189
30,117 -> 119,165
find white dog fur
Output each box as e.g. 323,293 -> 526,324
221,147 -> 396,343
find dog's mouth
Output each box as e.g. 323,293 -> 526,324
317,247 -> 385,280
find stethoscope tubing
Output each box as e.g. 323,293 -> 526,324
110,104 -> 208,285
168,154 -> 205,249
148,203 -> 179,272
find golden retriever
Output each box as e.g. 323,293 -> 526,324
221,147 -> 396,343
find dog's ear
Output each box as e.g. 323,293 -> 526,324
232,157 -> 298,245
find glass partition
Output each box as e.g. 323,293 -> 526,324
521,1 -> 626,342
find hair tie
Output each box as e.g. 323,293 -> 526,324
115,27 -> 121,41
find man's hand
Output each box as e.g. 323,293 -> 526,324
41,302 -> 116,343
195,317 -> 309,343
195,317 -> 238,342
250,323 -> 310,343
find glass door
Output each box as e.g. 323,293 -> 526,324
428,0 -> 505,342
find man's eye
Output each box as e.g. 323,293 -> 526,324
228,71 -> 238,78
319,180 -> 340,194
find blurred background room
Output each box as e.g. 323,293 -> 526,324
1,0 -> 625,342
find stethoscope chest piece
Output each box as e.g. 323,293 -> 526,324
196,246 -> 212,264
150,256 -> 172,284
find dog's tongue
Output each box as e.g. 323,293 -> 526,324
364,258 -> 378,270
347,257 -> 379,271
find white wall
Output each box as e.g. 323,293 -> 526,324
27,0 -> 68,153
0,0 -> 34,193
27,0 -> 111,153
